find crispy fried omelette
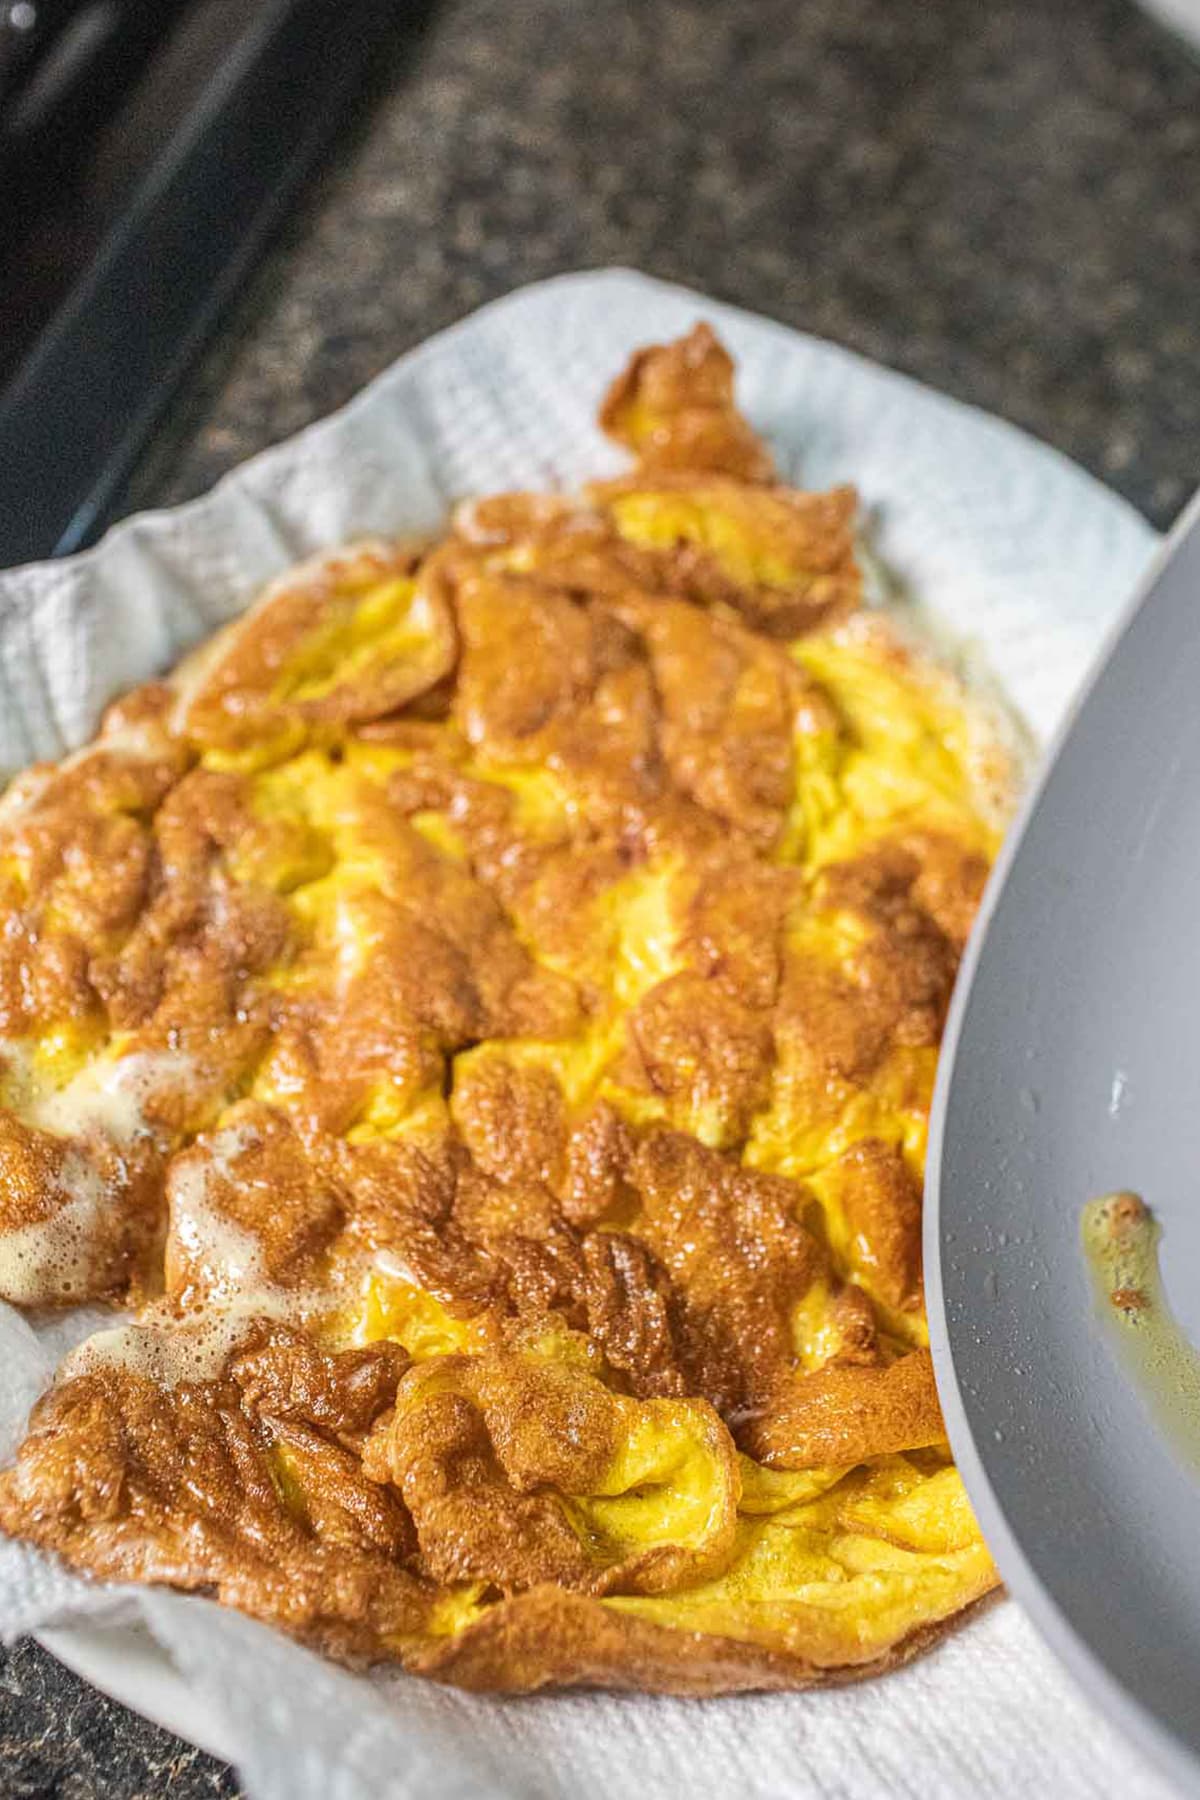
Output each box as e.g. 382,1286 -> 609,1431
0,326 -> 1011,1693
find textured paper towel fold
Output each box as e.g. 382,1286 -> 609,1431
0,271 -> 1172,1798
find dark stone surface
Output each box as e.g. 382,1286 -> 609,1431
0,1638 -> 240,1798
5,0 -> 1199,1790
133,0 -> 1200,530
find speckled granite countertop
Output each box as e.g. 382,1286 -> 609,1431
2,0 -> 1198,1791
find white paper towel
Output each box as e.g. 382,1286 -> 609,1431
0,270 -> 1173,1798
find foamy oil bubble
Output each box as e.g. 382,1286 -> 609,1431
60,1289 -> 304,1388
166,1121 -> 268,1304
0,1041 -> 203,1305
28,1049 -> 196,1146
0,1150 -> 110,1306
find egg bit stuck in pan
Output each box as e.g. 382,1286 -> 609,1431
1083,1193 -> 1200,1480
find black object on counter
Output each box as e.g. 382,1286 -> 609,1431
0,0 -> 423,566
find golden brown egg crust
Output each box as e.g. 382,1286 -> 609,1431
0,324 -> 1006,1690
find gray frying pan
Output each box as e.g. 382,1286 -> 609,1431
928,489 -> 1200,1793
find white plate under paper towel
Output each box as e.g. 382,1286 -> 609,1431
0,271 -> 1171,1800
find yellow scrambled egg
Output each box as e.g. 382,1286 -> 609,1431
0,325 -> 1009,1689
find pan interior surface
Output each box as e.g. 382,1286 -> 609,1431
930,498 -> 1200,1789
